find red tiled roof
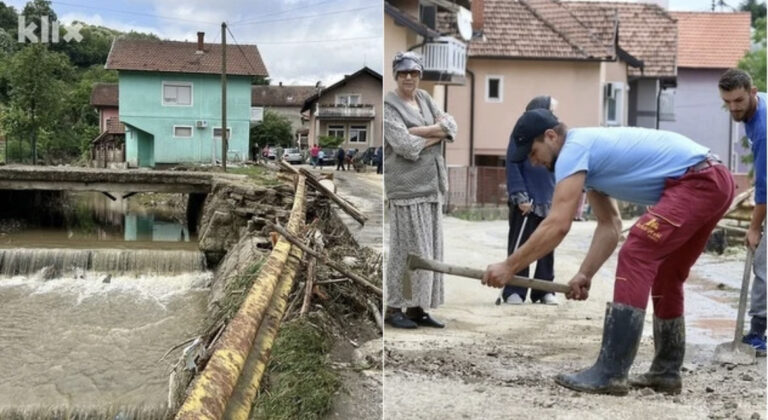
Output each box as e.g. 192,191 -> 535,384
90,83 -> 118,107
252,85 -> 318,107
452,0 -> 616,60
671,12 -> 751,69
105,38 -> 268,77
565,1 -> 677,78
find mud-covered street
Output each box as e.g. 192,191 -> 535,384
384,217 -> 766,420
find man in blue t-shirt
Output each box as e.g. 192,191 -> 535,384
482,109 -> 735,396
719,68 -> 766,356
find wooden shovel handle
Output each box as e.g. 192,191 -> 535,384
406,254 -> 571,294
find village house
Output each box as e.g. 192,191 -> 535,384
660,11 -> 751,177
89,82 -> 126,168
301,67 -> 383,151
251,83 -> 318,148
104,32 -> 268,168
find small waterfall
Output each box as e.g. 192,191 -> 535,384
0,248 -> 207,276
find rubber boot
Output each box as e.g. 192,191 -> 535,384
629,316 -> 684,394
555,302 -> 645,396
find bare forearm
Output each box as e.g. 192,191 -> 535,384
578,219 -> 621,279
506,217 -> 568,273
750,204 -> 766,232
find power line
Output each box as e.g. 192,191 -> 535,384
225,25 -> 263,77
50,0 -> 219,24
253,35 -> 382,45
228,4 -> 380,27
227,0 -> 338,25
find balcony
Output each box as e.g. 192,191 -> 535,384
421,36 -> 467,83
316,104 -> 375,120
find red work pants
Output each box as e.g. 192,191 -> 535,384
614,164 -> 735,319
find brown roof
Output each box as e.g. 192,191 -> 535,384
565,1 -> 677,78
440,0 -> 616,61
91,83 -> 118,107
105,38 -> 268,77
671,12 -> 751,69
252,85 -> 318,107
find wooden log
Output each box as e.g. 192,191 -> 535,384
298,167 -> 367,225
268,222 -> 382,296
406,253 -> 572,294
300,230 -> 320,317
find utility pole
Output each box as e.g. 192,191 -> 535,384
221,22 -> 227,171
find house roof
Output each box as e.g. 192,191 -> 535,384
91,83 -> 118,107
439,0 -> 617,61
105,38 -> 268,77
301,67 -> 382,112
385,2 -> 441,38
671,12 -> 751,69
565,1 -> 677,78
252,85 -> 318,107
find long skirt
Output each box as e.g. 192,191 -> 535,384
386,200 -> 444,309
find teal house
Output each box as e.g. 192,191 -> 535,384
105,33 -> 268,167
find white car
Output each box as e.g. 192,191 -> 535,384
282,148 -> 303,164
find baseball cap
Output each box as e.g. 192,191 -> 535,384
509,108 -> 559,162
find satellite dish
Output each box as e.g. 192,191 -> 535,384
457,7 -> 472,41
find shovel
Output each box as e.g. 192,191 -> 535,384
406,253 -> 571,295
496,214 -> 529,305
713,248 -> 756,365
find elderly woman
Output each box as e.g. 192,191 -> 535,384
384,51 -> 457,329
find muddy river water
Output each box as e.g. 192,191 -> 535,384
0,192 -> 210,409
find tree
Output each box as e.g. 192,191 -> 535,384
0,43 -> 72,164
318,135 -> 344,148
738,16 -> 766,91
0,2 -> 18,40
250,110 -> 294,149
20,0 -> 56,42
740,0 -> 766,27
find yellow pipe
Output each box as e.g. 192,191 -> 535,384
176,176 -> 306,420
224,238 -> 303,420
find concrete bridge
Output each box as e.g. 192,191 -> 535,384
0,165 -> 241,194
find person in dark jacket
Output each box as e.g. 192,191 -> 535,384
375,146 -> 383,174
336,147 -> 346,171
500,95 -> 559,305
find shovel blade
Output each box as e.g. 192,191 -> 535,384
713,341 -> 756,365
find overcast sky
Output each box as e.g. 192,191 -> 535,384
5,0 -> 383,86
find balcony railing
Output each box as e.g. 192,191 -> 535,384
422,36 -> 466,78
316,104 -> 375,119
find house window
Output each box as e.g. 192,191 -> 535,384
163,82 -> 192,106
349,125 -> 367,143
213,127 -> 231,140
173,125 -> 193,138
659,88 -> 676,122
486,76 -> 503,102
328,125 -> 345,139
336,94 -> 361,106
604,82 -> 624,126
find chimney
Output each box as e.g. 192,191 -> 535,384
472,0 -> 484,34
196,32 -> 204,54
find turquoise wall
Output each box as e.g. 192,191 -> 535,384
119,71 -> 252,167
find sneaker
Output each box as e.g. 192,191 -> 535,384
505,294 -> 524,305
541,293 -> 559,305
742,333 -> 767,356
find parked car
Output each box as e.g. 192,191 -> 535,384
282,148 -> 303,164
319,148 -> 337,166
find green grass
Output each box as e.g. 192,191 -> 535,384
450,207 -> 508,221
251,318 -> 340,420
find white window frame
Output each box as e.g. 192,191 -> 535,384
335,94 -> 361,106
328,124 -> 345,139
348,125 -> 368,144
485,75 -> 503,103
213,127 -> 232,140
173,125 -> 193,138
659,88 -> 676,122
603,82 -> 624,126
162,81 -> 193,107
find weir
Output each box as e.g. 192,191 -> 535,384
0,248 -> 207,276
